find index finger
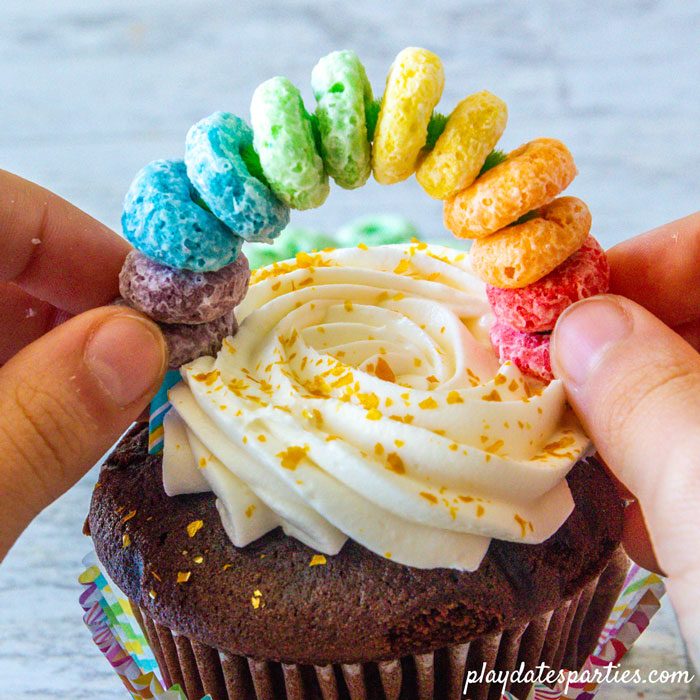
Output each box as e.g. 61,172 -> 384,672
608,211 -> 700,327
0,169 -> 130,313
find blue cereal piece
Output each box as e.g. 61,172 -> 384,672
185,112 -> 290,242
122,159 -> 243,272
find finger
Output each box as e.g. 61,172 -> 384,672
0,169 -> 130,313
621,500 -> 663,575
597,455 -> 662,573
0,283 -> 68,364
0,306 -> 166,559
551,294 -> 700,655
674,317 -> 700,352
1,283 -> 55,363
607,210 -> 700,327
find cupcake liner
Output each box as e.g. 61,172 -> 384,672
80,545 -> 664,700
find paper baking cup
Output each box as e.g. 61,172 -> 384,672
116,548 -> 627,700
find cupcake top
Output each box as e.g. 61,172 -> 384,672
163,241 -> 590,571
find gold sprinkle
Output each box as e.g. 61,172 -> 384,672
257,434 -> 267,442
309,554 -> 327,567
366,408 -> 382,421
386,453 -> 406,474
384,552 -> 392,559
494,373 -> 507,386
120,509 -> 136,524
482,390 -> 502,402
177,571 -> 191,584
223,563 -> 233,571
121,533 -> 131,549
251,589 -> 263,609
446,391 -> 464,404
514,514 -> 530,538
374,357 -> 396,383
149,589 -> 157,600
476,505 -> 485,517
394,439 -> 404,448
393,258 -> 411,274
151,571 -> 162,582
193,555 -> 204,564
374,443 -> 384,456
419,397 -> 438,410
277,445 -> 309,470
331,372 -> 354,388
420,492 -> 438,504
186,520 -> 204,538
358,242 -> 368,250
413,357 -> 422,368
344,300 -> 354,312
245,504 -> 256,518
192,369 -> 220,386
358,392 -> 379,410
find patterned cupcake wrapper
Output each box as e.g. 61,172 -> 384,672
79,545 -> 664,699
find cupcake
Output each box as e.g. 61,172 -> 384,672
88,242 -> 627,700
87,46 -> 630,700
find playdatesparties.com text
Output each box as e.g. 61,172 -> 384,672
463,661 -> 694,695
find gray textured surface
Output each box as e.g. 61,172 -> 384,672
1,1 -> 697,698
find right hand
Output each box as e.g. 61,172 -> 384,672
550,211 -> 700,665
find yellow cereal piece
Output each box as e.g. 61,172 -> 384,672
444,138 -> 577,238
417,91 -> 508,199
470,197 -> 591,288
372,47 -> 444,184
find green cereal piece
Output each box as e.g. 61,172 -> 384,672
311,50 -> 373,189
334,214 -> 420,248
245,226 -> 336,269
250,77 -> 330,210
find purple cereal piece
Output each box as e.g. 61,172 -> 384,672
111,298 -> 238,368
119,250 -> 250,324
161,310 -> 238,368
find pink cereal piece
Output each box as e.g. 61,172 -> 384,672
486,236 -> 609,332
489,320 -> 552,382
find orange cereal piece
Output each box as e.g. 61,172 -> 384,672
470,196 -> 592,288
443,138 -> 577,239
416,90 -> 508,200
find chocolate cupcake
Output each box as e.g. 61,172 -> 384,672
88,242 -> 628,700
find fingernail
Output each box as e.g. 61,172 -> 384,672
85,314 -> 166,407
552,296 -> 632,387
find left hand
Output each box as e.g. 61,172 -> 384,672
0,170 -> 167,560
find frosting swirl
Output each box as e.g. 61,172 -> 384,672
163,242 -> 591,570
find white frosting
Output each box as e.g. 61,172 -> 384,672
163,243 -> 591,570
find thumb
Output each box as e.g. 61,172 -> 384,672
551,294 -> 700,664
0,306 -> 167,558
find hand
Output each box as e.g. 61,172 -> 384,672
550,211 -> 700,665
0,170 -> 167,560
